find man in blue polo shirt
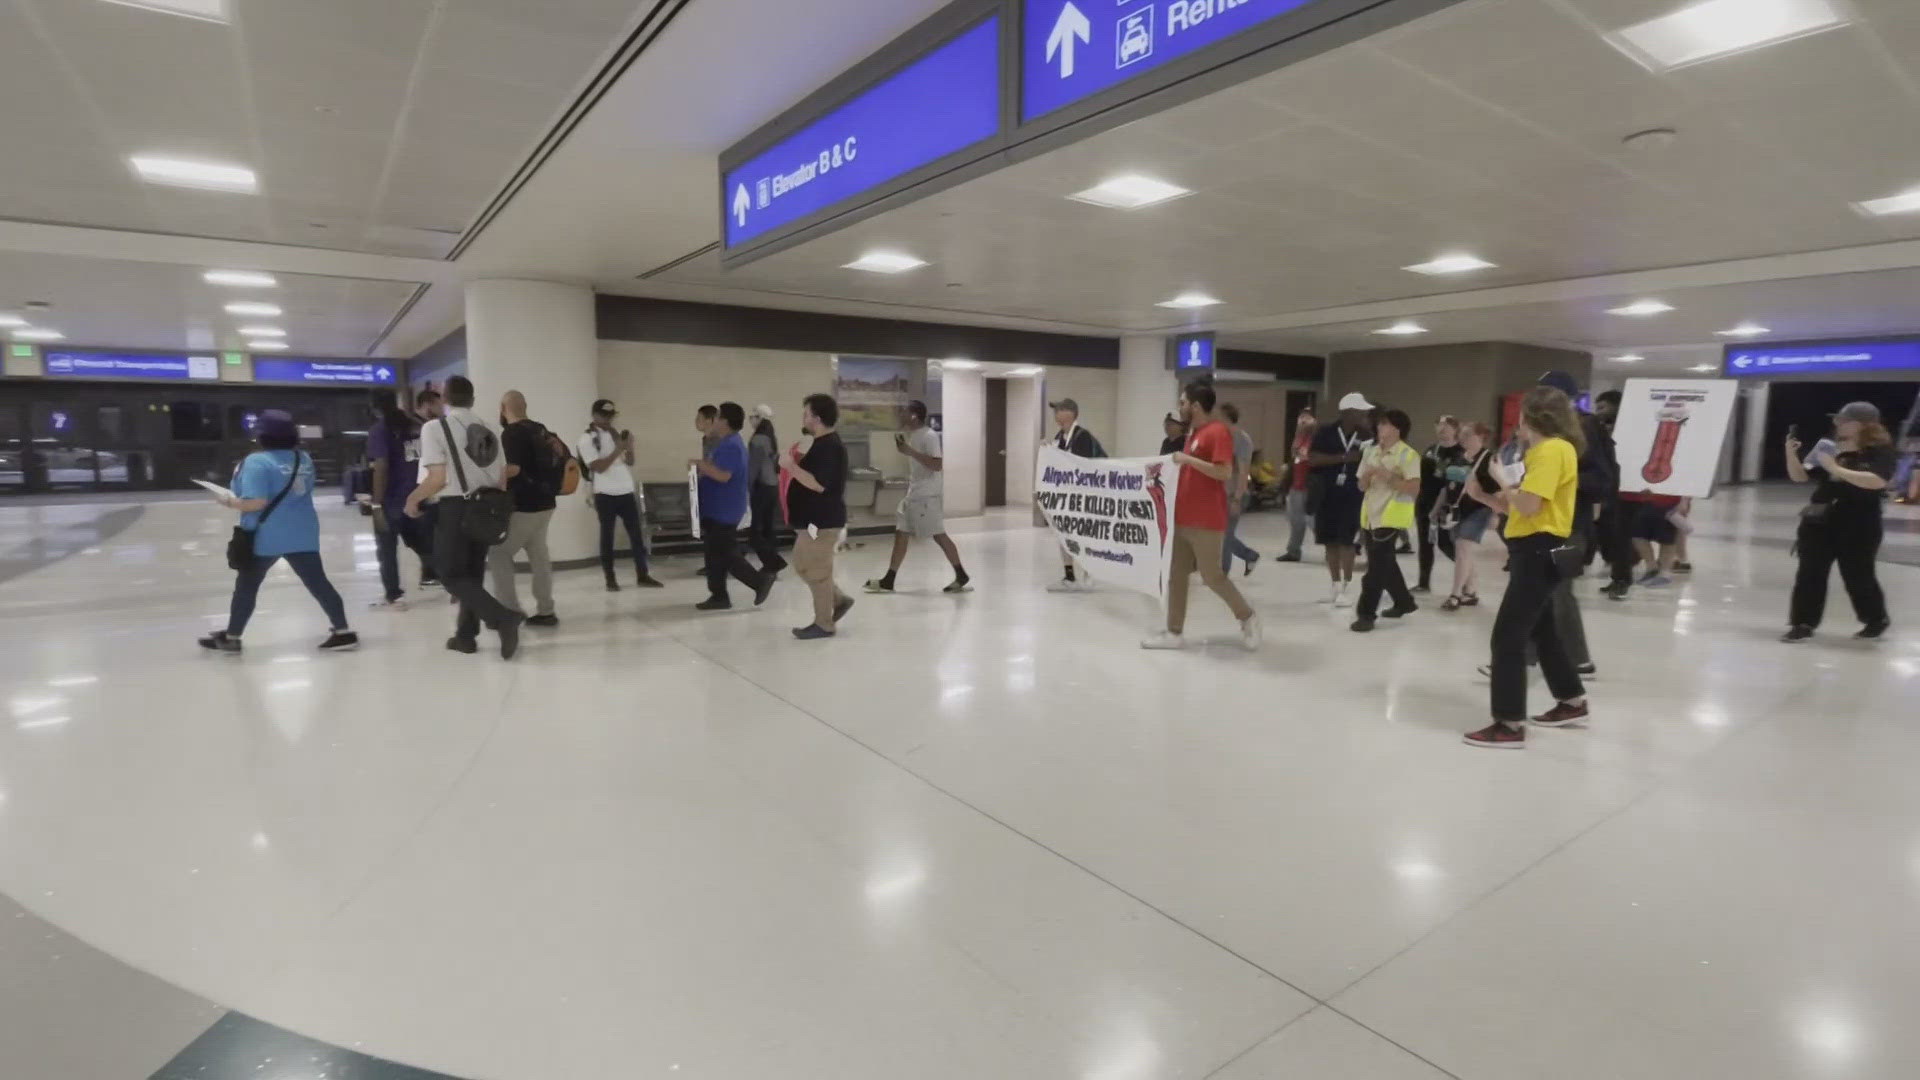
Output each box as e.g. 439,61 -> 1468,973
691,401 -> 775,611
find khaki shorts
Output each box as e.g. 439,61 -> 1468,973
896,495 -> 944,538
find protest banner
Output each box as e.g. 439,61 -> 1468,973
1612,378 -> 1737,498
1034,446 -> 1179,598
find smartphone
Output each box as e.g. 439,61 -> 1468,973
1788,424 -> 1799,441
894,433 -> 907,448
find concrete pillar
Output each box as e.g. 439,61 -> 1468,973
464,279 -> 599,562
1117,335 -> 1177,457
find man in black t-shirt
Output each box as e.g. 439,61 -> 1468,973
785,393 -> 852,639
487,390 -> 560,626
1307,392 -> 1372,607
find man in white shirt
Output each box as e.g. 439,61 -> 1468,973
577,398 -> 663,591
864,400 -> 970,594
406,376 -> 522,659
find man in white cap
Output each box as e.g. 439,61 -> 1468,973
1306,391 -> 1374,606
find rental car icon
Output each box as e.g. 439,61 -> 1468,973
1117,12 -> 1152,67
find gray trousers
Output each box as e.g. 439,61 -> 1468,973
1284,489 -> 1309,557
487,509 -> 555,617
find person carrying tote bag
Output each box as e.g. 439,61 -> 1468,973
200,410 -> 357,655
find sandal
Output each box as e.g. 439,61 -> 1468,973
1441,595 -> 1463,611
1460,593 -> 1481,607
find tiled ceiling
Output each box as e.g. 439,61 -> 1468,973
0,0 -> 648,258
660,0 -> 1920,349
0,251 -> 419,356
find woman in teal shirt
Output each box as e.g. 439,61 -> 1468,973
199,411 -> 357,654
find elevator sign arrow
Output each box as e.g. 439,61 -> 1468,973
1047,2 -> 1091,78
732,184 -> 751,229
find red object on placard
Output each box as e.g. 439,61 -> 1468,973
1642,403 -> 1689,484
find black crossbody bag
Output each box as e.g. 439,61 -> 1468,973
226,454 -> 302,570
440,417 -> 513,546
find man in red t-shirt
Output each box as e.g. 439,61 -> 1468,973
1280,408 -> 1316,561
1144,380 -> 1260,651
1616,489 -> 1685,590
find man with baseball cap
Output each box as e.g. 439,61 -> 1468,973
578,398 -> 663,592
1306,391 -> 1374,606
1045,397 -> 1106,593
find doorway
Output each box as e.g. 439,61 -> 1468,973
985,377 -> 1007,507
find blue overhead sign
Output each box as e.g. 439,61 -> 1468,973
1022,0 -> 1319,121
44,351 -> 218,381
253,358 -> 398,385
722,17 -> 1001,250
1172,333 -> 1216,371
1724,340 -> 1920,377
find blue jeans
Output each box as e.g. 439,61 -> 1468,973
227,551 -> 349,636
1221,509 -> 1260,572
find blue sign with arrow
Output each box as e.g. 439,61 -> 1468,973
252,358 -> 398,385
1023,0 -> 1319,122
722,17 -> 1001,250
43,351 -> 218,381
1724,340 -> 1920,378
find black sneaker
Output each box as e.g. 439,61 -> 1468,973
198,630 -> 241,654
318,630 -> 359,651
1412,584 -> 1432,594
445,636 -> 478,654
1576,663 -> 1597,677
1602,583 -> 1630,601
604,579 -> 621,593
1855,619 -> 1891,640
863,578 -> 895,594
636,575 -> 665,589
753,575 -> 776,606
498,613 -> 525,660
1674,562 -> 1693,574
1350,619 -> 1376,633
944,571 -> 973,594
527,614 -> 559,627
1275,553 -> 1302,563
695,596 -> 732,611
832,595 -> 855,624
1781,625 -> 1815,644
792,624 -> 835,640
1383,603 -> 1418,619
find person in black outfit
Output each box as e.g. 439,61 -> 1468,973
1415,416 -> 1465,593
1590,391 -> 1638,600
1307,393 -> 1372,607
786,394 -> 852,639
1783,401 -> 1895,643
1159,413 -> 1188,456
1046,398 -> 1106,592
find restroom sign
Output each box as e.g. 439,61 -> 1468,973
1170,332 -> 1216,372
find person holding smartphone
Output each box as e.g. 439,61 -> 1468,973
578,398 -> 663,592
866,401 -> 970,595
1782,403 -> 1894,643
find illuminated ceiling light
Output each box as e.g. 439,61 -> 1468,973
247,340 -> 289,351
1006,366 -> 1044,376
939,358 -> 980,369
1852,187 -> 1920,217
238,326 -> 286,338
99,0 -> 228,22
129,155 -> 257,194
1607,299 -> 1673,316
11,328 -> 64,341
1611,353 -> 1645,363
224,302 -> 281,317
1068,174 -> 1192,209
1404,253 -> 1496,275
204,270 -> 277,288
842,251 -> 927,274
0,314 -> 25,328
1688,363 -> 1718,372
1715,323 -> 1769,337
1156,291 -> 1221,309
1373,321 -> 1428,336
1604,0 -> 1847,72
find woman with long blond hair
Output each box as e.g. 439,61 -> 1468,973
1464,386 -> 1591,749
1782,402 -> 1894,643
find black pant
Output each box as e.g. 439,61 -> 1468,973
749,483 -> 787,571
1790,517 -> 1887,629
373,506 -> 433,601
593,492 -> 649,581
1489,534 -> 1585,722
1414,493 -> 1439,588
1356,528 -> 1415,620
702,520 -> 766,601
436,501 -> 515,641
1596,499 -> 1635,588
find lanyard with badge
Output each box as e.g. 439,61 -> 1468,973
1335,427 -> 1360,487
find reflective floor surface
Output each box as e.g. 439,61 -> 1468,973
0,486 -> 1915,1079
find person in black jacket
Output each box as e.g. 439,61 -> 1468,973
1046,398 -> 1106,592
1782,402 -> 1895,643
1415,416 -> 1465,593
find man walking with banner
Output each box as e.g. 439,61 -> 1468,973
1143,381 -> 1261,652
1044,398 -> 1106,593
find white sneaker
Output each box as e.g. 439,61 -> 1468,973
1141,631 -> 1186,650
1047,577 -> 1090,593
1240,613 -> 1263,650
1333,585 -> 1355,609
1320,584 -> 1340,605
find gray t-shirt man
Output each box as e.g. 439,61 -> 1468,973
904,426 -> 943,501
1230,426 -> 1254,499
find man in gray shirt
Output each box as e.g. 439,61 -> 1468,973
865,400 -> 971,594
1220,402 -> 1262,575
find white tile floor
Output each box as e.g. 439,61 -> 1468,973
0,487 -> 1915,1079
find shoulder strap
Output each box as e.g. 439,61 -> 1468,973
254,453 -> 303,529
440,417 -> 471,493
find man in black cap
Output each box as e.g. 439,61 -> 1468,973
577,398 -> 663,591
1046,397 -> 1105,593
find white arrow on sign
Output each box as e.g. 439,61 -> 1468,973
1047,2 -> 1091,79
732,184 -> 752,228
1732,356 -> 1752,369
376,367 -> 392,380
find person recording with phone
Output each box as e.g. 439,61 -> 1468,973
579,398 -> 663,592
866,401 -> 970,595
1782,403 -> 1894,643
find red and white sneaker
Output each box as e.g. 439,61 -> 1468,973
1464,722 -> 1525,749
1531,701 -> 1590,728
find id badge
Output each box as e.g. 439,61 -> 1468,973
1336,473 -> 1348,487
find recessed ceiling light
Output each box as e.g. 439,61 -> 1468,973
0,314 -> 25,328
1006,366 -> 1045,376
1715,323 -> 1769,337
12,328 -> 64,342
1373,321 -> 1428,336
1068,174 -> 1192,210
842,251 -> 927,274
224,302 -> 282,317
1404,253 -> 1497,275
130,155 -> 258,194
1688,363 -> 1719,373
238,326 -> 286,338
246,340 -> 289,351
1611,353 -> 1645,363
1852,187 -> 1920,217
99,0 -> 228,22
939,358 -> 980,370
1156,292 -> 1222,309
1603,0 -> 1847,72
204,270 -> 277,288
1607,299 -> 1674,317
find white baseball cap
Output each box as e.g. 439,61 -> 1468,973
1338,392 -> 1375,411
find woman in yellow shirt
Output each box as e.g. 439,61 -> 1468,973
1464,386 -> 1593,749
